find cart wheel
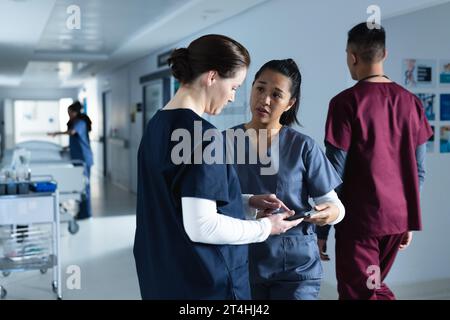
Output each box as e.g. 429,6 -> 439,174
52,281 -> 58,294
40,269 -> 48,274
0,286 -> 6,299
2,271 -> 11,277
68,220 -> 79,235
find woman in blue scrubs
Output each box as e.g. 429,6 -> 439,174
227,59 -> 345,299
133,36 -> 302,300
49,101 -> 93,219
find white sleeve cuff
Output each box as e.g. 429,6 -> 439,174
258,217 -> 272,239
241,194 -> 258,220
312,190 -> 345,225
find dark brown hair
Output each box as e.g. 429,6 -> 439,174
168,34 -> 250,84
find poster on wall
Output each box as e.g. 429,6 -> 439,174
439,60 -> 450,84
402,59 -> 436,88
416,93 -> 436,121
440,125 -> 450,153
440,94 -> 450,120
427,126 -> 435,153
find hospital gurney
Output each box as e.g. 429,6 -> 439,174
1,141 -> 87,235
30,163 -> 85,234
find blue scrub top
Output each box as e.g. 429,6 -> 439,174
69,119 -> 93,167
228,124 -> 341,282
133,109 -> 250,300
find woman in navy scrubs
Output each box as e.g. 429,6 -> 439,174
133,35 -> 301,300
227,59 -> 345,299
49,101 -> 93,219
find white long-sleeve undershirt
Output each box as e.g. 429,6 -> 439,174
182,196 -> 271,245
181,191 -> 344,245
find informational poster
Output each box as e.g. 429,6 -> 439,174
440,94 -> 450,121
407,59 -> 450,155
416,93 -> 436,121
402,59 -> 436,88
440,125 -> 450,153
439,60 -> 450,84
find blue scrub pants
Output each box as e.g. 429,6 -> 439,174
249,231 -> 322,300
251,278 -> 321,300
77,165 -> 91,219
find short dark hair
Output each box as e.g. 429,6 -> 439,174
253,59 -> 301,126
347,22 -> 386,63
168,34 -> 251,84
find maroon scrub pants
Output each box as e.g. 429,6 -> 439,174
335,231 -> 405,300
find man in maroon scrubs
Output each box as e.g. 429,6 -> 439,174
324,22 -> 433,299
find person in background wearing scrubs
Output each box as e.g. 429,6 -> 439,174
320,23 -> 432,299
227,59 -> 345,300
133,35 -> 301,300
48,101 -> 93,219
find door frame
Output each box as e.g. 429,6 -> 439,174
140,69 -> 172,129
101,90 -> 111,177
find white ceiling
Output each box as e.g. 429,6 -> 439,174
0,0 -> 271,88
0,0 -> 449,89
35,0 -> 185,56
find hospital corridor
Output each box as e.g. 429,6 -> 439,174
0,0 -> 450,304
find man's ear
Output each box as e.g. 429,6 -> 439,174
382,48 -> 388,61
350,52 -> 357,66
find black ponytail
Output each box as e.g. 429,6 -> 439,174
67,101 -> 92,132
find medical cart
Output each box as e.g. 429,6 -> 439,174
0,190 -> 62,299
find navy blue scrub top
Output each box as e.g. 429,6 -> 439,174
227,124 -> 341,282
133,109 -> 250,300
69,119 -> 93,167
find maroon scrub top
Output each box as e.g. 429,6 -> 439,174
325,81 -> 433,237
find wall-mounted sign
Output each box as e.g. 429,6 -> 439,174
157,49 -> 174,68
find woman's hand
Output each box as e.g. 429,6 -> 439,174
304,202 -> 339,226
266,210 -> 303,235
249,194 -> 290,219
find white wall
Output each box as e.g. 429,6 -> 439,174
89,67 -> 132,189
381,2 -> 450,288
80,78 -> 104,177
0,87 -> 78,101
2,99 -> 14,150
84,0 -> 450,296
13,100 -> 60,143
89,0 -> 359,193
0,87 -> 78,156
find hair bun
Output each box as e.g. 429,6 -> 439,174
176,48 -> 189,58
168,48 -> 192,83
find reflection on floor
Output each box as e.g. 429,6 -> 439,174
1,175 -> 449,299
1,215 -> 140,300
1,175 -> 140,300
91,175 -> 137,218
